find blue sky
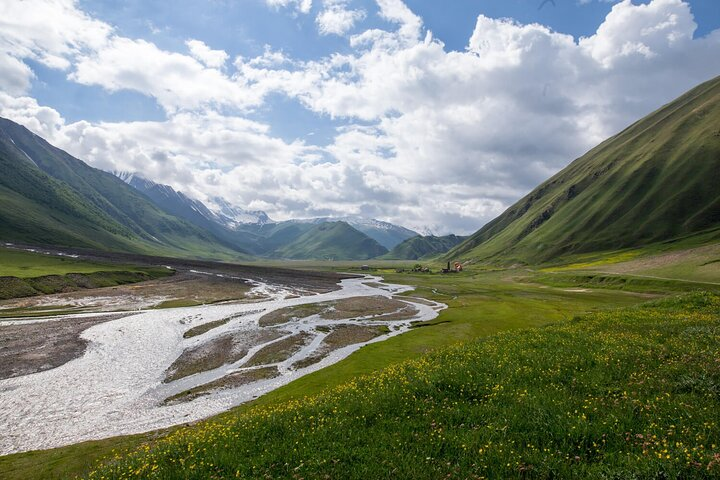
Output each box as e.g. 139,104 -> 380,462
1,0 -> 719,233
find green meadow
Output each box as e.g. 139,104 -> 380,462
0,247 -> 146,278
0,247 -> 172,303
82,292 -> 720,479
3,255 -> 701,480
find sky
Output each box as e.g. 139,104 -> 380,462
0,0 -> 719,235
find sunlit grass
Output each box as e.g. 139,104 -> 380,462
0,247 -> 144,278
85,292 -> 720,479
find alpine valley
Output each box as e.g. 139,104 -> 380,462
1,4 -> 720,480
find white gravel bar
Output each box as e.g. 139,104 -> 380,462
0,275 -> 445,455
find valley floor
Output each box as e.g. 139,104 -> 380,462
0,272 -> 442,455
0,243 -> 718,479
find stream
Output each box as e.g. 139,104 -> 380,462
0,275 -> 445,455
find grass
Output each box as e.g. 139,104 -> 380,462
183,318 -> 231,338
0,265 -> 654,480
532,272 -> 720,294
0,247 -> 147,278
0,270 -> 173,301
153,299 -> 203,309
83,292 -> 720,479
0,247 -> 174,302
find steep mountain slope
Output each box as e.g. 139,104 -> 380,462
271,221 -> 388,260
114,172 -> 221,233
0,118 -> 247,259
449,75 -> 720,264
113,172 -> 262,254
0,131 -> 140,251
381,234 -> 466,260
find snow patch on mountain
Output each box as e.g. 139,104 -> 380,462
207,197 -> 273,228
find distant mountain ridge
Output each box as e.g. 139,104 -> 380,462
286,216 -> 418,249
113,171 -> 417,258
448,75 -> 720,264
270,221 -> 388,260
0,115 -> 445,262
382,234 -> 466,260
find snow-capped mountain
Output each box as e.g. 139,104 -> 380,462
114,172 -> 272,229
112,171 -> 418,254
207,197 -> 273,229
114,171 -> 220,224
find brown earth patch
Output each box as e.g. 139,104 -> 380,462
0,271 -> 255,314
243,333 -> 314,367
258,296 -> 416,327
163,366 -> 280,405
183,309 -> 265,339
393,295 -> 435,307
292,324 -> 389,370
0,313 -> 130,379
164,329 -> 284,382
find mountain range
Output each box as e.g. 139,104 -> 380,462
0,118 -> 431,261
112,170 -> 421,259
448,75 -> 720,264
0,118 -> 245,259
5,75 -> 718,265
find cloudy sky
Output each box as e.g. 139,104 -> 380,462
1,0 -> 719,234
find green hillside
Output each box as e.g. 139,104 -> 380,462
449,75 -> 720,264
381,234 -> 465,260
0,118 -> 247,260
271,221 -> 388,260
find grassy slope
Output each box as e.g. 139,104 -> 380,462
87,292 -> 720,479
271,221 -> 389,260
0,134 -> 144,252
381,234 -> 466,260
449,75 -> 720,265
0,248 -> 146,278
0,247 -> 173,301
0,265 -> 654,480
0,119 -> 247,261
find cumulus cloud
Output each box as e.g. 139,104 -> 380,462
186,39 -> 229,68
316,0 -> 366,36
70,37 -> 258,113
1,0 -> 719,234
0,0 -> 112,93
266,0 -> 313,15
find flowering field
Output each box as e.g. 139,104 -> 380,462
87,292 -> 720,479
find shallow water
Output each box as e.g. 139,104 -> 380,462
0,275 -> 444,455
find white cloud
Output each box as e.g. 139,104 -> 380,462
0,54 -> 33,95
266,0 -> 313,15
186,39 -> 229,69
316,1 -> 366,36
70,37 -> 257,113
1,0 -> 719,234
0,93 -> 65,139
0,0 -> 112,94
579,0 -> 695,68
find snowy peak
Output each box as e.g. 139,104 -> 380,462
112,171 -> 273,230
208,197 -> 273,228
